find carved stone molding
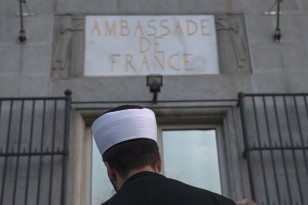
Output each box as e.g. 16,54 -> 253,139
51,14 -> 85,78
216,14 -> 251,74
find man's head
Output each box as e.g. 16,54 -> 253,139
91,105 -> 161,190
103,138 -> 160,178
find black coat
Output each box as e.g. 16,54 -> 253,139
103,171 -> 236,205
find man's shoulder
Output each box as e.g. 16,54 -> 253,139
162,177 -> 236,205
102,173 -> 236,205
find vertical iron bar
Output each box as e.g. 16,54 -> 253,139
0,100 -> 2,127
262,96 -> 281,205
60,90 -> 71,205
19,0 -> 24,29
273,97 -> 292,205
252,97 -> 270,205
283,96 -> 304,205
293,96 -> 307,204
24,100 -> 36,205
36,100 -> 46,205
12,100 -> 25,205
0,100 -> 1,161
48,100 -> 57,205
303,96 -> 308,172
238,93 -> 256,200
0,101 -> 14,205
0,100 -> 3,202
0,100 -> 1,156
277,0 -> 280,26
293,96 -> 308,173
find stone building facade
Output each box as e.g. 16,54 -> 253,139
0,0 -> 308,204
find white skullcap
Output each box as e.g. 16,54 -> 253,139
91,108 -> 157,155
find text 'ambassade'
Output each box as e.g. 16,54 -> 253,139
85,15 -> 219,76
89,18 -> 211,36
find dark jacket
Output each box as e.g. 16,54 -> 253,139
103,171 -> 236,205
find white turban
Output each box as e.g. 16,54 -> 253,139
91,108 -> 157,155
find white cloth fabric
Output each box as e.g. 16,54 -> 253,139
92,108 -> 157,155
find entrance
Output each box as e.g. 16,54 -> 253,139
91,127 -> 223,205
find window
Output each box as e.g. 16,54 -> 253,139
162,129 -> 222,194
91,140 -> 115,205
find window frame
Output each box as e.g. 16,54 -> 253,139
157,123 -> 229,196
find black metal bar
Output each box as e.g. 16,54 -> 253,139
274,0 -> 282,41
48,100 -> 57,205
0,100 -> 3,202
36,100 -> 46,205
238,92 -> 256,200
273,96 -> 292,205
71,99 -> 238,104
60,90 -> 72,205
0,97 -> 66,101
18,0 -> 27,43
0,151 -> 66,157
24,101 -> 35,205
240,93 -> 308,97
152,92 -> 158,104
304,96 -> 308,173
75,105 -> 236,111
0,101 -> 13,205
0,100 -> 2,154
304,96 -> 308,125
252,97 -> 270,205
0,100 -> 2,150
248,146 -> 308,151
292,96 -> 308,204
262,96 -> 281,205
293,97 -> 308,174
0,100 -> 2,127
12,100 -> 25,205
0,100 -> 1,200
283,96 -> 304,205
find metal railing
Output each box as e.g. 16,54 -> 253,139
239,93 -> 308,205
0,91 -> 71,205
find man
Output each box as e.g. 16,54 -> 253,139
92,105 -> 236,205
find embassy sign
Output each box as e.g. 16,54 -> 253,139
84,15 -> 219,76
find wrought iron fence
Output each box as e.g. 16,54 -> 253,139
0,91 -> 71,205
239,93 -> 308,205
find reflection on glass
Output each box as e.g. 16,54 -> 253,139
162,130 -> 222,194
92,140 -> 115,205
